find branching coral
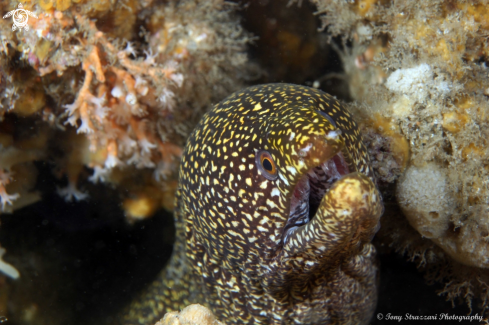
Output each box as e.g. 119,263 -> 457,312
299,0 -> 489,313
58,18 -> 185,174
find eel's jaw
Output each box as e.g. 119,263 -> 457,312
283,167 -> 382,260
283,152 -> 350,243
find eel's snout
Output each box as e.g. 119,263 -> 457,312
266,171 -> 382,306
282,171 -> 382,260
283,151 -> 350,243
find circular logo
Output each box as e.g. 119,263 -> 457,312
13,9 -> 28,27
3,3 -> 38,31
377,313 -> 384,320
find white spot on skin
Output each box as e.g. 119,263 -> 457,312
300,143 -> 313,153
286,166 -> 297,175
271,188 -> 280,197
257,226 -> 268,232
266,199 -> 278,209
296,159 -> 306,169
278,173 -> 289,186
325,130 -> 342,140
289,132 -> 295,141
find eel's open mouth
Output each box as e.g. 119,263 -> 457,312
284,152 -> 350,242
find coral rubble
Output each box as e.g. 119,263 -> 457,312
302,0 -> 489,313
157,304 -> 224,325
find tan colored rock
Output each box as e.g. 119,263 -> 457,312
397,163 -> 454,240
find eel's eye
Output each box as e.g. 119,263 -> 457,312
256,150 -> 278,180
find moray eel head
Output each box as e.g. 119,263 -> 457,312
178,83 -> 383,324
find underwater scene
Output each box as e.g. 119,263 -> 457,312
0,0 -> 488,324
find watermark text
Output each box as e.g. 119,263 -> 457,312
376,312 -> 484,322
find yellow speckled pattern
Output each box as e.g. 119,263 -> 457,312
121,84 -> 383,325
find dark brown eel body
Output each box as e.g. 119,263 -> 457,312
121,83 -> 383,325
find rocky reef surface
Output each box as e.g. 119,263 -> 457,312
303,0 -> 489,313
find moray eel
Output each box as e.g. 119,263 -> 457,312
122,84 -> 383,325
